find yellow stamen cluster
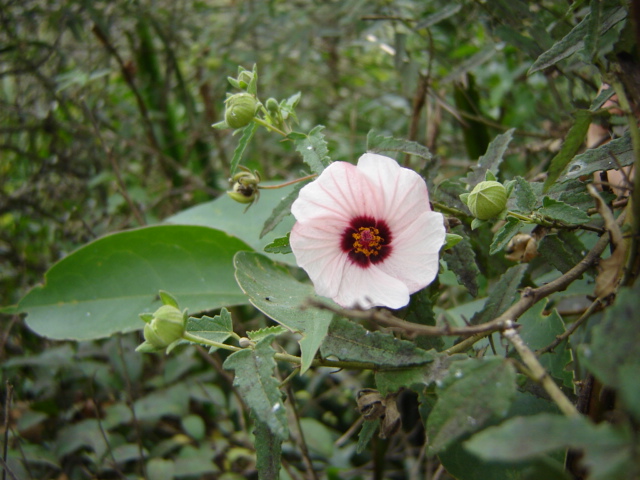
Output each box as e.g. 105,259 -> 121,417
352,227 -> 383,257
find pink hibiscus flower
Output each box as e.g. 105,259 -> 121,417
290,153 -> 445,309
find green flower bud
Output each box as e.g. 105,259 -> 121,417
141,304 -> 185,350
464,180 -> 508,220
224,93 -> 258,129
266,98 -> 279,116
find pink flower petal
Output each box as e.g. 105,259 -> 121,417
376,212 -> 445,292
290,153 -> 446,310
333,262 -> 411,309
291,162 -> 379,222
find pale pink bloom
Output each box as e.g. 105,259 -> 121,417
290,153 -> 445,309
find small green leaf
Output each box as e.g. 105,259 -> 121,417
320,317 -> 435,367
186,309 -> 234,350
263,234 -> 292,254
435,179 -> 472,215
234,251 -> 333,374
230,121 -> 257,177
470,218 -> 486,230
292,125 -> 331,174
543,110 -> 592,191
538,231 -> 586,275
519,299 -> 573,387
159,290 -> 179,308
375,354 -> 469,394
366,129 -> 433,160
357,419 -> 380,453
471,264 -> 527,325
444,226 -> 480,296
489,216 -> 522,255
443,233 -> 463,250
223,335 -> 288,440
260,181 -> 307,238
513,176 -> 538,212
464,129 -> 515,186
427,357 -> 517,453
559,132 -> 634,183
582,0 -> 603,62
539,197 -> 590,225
247,325 -> 288,341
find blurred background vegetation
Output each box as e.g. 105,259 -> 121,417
0,0 -> 627,478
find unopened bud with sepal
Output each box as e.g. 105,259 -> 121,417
136,304 -> 186,353
224,93 -> 258,129
460,173 -> 508,221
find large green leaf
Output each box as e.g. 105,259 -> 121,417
427,357 -> 517,453
18,225 -> 251,340
165,182 -> 296,264
233,251 -> 333,374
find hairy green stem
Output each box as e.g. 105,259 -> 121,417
252,116 -> 288,137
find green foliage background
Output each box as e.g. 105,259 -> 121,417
1,1 -> 639,479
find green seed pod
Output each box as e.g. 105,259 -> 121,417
224,93 -> 258,129
143,304 -> 185,350
465,180 -> 508,220
227,167 -> 260,205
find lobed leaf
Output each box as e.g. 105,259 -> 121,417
223,335 -> 289,440
489,216 -> 522,255
230,121 -> 257,176
559,132 -> 634,183
292,125 -> 331,174
186,309 -> 234,351
539,196 -> 590,225
470,264 -> 527,325
443,226 -> 480,296
543,110 -> 592,191
528,5 -> 627,74
513,176 -> 538,212
464,129 -> 515,186
233,251 -> 333,374
366,129 -> 433,160
427,357 -> 517,453
263,234 -> 292,254
260,181 -> 307,239
320,317 -> 435,367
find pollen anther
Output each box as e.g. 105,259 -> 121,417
352,227 -> 383,257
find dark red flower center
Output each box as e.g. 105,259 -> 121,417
341,216 -> 392,267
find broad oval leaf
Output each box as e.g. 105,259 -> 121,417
18,225 -> 252,340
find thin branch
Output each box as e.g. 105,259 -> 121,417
536,298 -> 602,356
502,321 -> 579,416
